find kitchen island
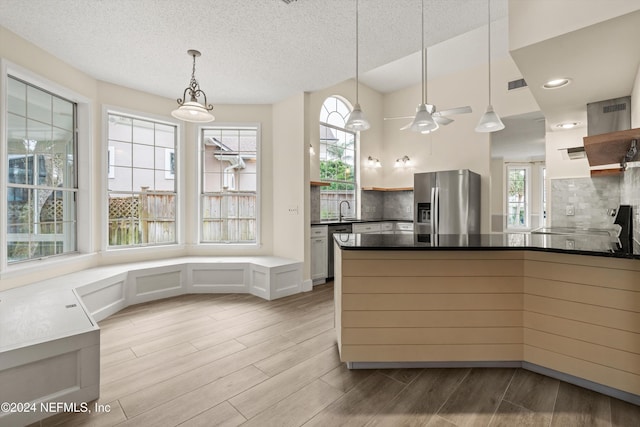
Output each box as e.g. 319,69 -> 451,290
333,233 -> 640,404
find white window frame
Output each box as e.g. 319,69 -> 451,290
0,59 -> 93,275
102,106 -> 182,253
505,163 -> 531,231
197,123 -> 261,246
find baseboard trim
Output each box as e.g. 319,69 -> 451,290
344,360 -> 640,406
346,361 -> 522,369
522,362 -> 640,406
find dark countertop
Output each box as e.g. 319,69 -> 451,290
333,232 -> 640,259
311,218 -> 412,226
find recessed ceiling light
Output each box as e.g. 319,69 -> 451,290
557,122 -> 580,129
543,78 -> 572,89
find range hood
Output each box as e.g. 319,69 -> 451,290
581,97 -> 639,175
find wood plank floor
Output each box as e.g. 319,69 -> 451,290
32,282 -> 640,427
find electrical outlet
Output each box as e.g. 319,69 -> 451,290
566,205 -> 575,216
565,239 -> 575,250
406,206 -> 411,213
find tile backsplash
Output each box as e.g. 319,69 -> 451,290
310,186 -> 321,222
360,190 -> 413,220
620,166 -> 640,247
310,186 -> 413,222
550,176 -> 620,229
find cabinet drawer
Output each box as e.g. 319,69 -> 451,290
353,223 -> 382,233
311,225 -> 328,237
380,223 -> 394,231
396,222 -> 414,232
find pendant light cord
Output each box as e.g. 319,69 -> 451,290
355,0 -> 359,104
421,0 -> 425,105
487,0 -> 491,106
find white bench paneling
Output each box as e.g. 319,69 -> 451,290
187,264 -> 248,293
127,266 -> 186,305
0,256 -> 302,426
76,277 -> 126,321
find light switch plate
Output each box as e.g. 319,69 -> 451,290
566,205 -> 575,216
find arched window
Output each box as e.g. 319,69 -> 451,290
319,96 -> 357,219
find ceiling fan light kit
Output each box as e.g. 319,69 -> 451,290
345,0 -> 370,132
475,0 -> 505,133
388,0 -> 472,135
171,49 -> 215,123
407,104 -> 438,133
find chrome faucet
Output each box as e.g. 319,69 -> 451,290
339,200 -> 351,222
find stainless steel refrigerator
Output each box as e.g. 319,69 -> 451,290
414,169 -> 481,234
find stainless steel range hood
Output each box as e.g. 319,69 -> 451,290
581,96 -> 639,175
587,97 -> 631,136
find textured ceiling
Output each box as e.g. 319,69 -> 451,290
0,0 -> 508,104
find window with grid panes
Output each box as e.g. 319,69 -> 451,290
200,126 -> 258,243
107,113 -> 177,247
6,76 -> 78,263
319,96 -> 357,219
506,165 -> 529,229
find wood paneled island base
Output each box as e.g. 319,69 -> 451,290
334,246 -> 640,405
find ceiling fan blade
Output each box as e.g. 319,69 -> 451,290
434,116 -> 454,125
399,122 -> 413,130
436,106 -> 472,116
384,116 -> 414,121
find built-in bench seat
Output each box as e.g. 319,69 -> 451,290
0,256 -> 303,427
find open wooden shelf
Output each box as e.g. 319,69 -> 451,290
310,181 -> 330,187
583,127 -> 640,167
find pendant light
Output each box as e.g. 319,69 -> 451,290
171,49 -> 215,123
345,0 -> 370,132
404,0 -> 438,134
475,0 -> 504,132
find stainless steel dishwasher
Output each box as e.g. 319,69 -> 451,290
327,224 -> 352,279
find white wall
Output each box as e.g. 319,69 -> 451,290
490,157 -> 504,232
509,0 -> 640,51
272,92 -> 307,267
632,63 -> 640,128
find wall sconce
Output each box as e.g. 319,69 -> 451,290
309,143 -> 315,156
367,156 -> 382,168
395,155 -> 411,168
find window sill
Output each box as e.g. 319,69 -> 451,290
0,252 -> 97,282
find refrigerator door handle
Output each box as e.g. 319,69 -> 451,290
431,187 -> 439,234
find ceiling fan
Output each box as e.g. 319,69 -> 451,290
384,104 -> 472,131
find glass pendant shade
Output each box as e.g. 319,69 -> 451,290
344,0 -> 369,133
345,103 -> 370,131
171,101 -> 215,123
476,0 -> 504,133
409,104 -> 438,133
475,105 -> 504,132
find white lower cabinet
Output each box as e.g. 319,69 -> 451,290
310,225 -> 328,284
